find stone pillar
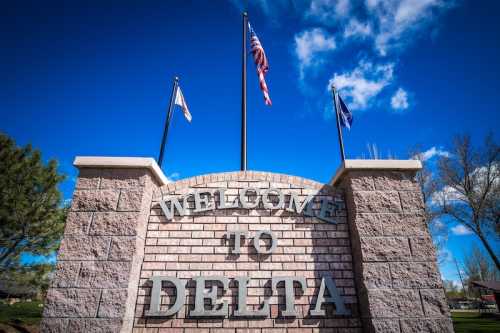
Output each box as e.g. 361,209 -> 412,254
332,160 -> 453,333
41,157 -> 168,333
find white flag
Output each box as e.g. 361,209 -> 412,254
174,86 -> 192,122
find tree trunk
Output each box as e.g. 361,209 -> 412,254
477,231 -> 500,271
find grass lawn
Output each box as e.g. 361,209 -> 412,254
452,311 -> 500,333
0,301 -> 42,333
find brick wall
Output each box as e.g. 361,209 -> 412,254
134,171 -> 362,333
42,159 -> 451,333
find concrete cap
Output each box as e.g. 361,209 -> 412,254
331,159 -> 422,186
73,156 -> 169,186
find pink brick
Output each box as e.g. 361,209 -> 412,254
191,246 -> 214,254
216,216 -> 237,223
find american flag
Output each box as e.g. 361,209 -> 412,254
248,22 -> 272,106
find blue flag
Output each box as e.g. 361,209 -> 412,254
337,94 -> 353,130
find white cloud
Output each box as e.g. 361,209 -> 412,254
168,172 -> 180,180
430,185 -> 463,206
414,146 -> 450,161
366,0 -> 451,55
302,0 -> 453,56
451,224 -> 473,236
294,28 -> 336,77
432,218 -> 445,230
437,247 -> 453,263
307,0 -> 351,23
391,87 -> 409,110
328,60 -> 394,110
344,19 -> 372,38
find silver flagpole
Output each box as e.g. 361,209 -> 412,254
331,85 -> 346,162
241,12 -> 248,171
158,76 -> 179,168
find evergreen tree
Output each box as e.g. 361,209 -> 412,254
0,133 -> 66,269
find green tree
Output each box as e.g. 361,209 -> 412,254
442,280 -> 465,299
0,263 -> 54,298
0,133 -> 67,269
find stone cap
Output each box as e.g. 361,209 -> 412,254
73,156 -> 169,186
330,159 -> 422,186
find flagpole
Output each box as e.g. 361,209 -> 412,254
158,76 -> 179,168
241,12 -> 248,171
331,85 -> 346,162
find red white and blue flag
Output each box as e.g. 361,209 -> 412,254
248,22 -> 272,106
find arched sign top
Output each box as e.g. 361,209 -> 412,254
155,171 -> 343,224
159,170 -> 338,194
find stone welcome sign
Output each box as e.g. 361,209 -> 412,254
41,157 -> 454,333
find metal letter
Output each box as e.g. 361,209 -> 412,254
239,187 -> 260,209
318,197 -> 337,224
190,276 -> 229,317
253,230 -> 278,255
234,276 -> 269,317
271,276 -> 306,317
226,230 -> 247,254
159,196 -> 187,220
261,188 -> 284,209
145,276 -> 186,317
217,188 -> 238,209
286,193 -> 314,216
194,189 -> 216,213
310,276 -> 350,316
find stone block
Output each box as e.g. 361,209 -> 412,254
409,236 -> 436,260
58,235 -> 110,260
400,319 -> 454,333
346,173 -> 375,191
108,236 -> 137,260
420,289 -> 450,317
370,319 -> 400,333
382,213 -> 427,236
43,288 -> 101,317
100,168 -> 149,189
361,263 -> 392,289
51,261 -> 80,288
78,261 -> 132,288
71,190 -> 120,211
353,213 -> 384,237
390,262 -> 441,288
117,189 -> 144,211
64,212 -> 93,235
352,191 -> 402,213
399,191 -> 424,212
360,237 -> 411,262
89,212 -> 139,236
98,289 -> 128,318
75,169 -> 100,189
67,318 -> 122,332
372,171 -> 418,191
39,318 -> 68,333
366,289 -> 423,318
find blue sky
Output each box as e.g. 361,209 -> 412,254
2,1 -> 499,282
